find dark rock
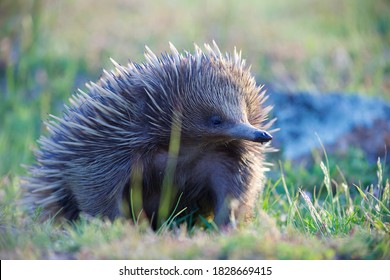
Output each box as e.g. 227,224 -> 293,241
266,91 -> 390,163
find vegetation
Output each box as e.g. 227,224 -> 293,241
0,0 -> 389,259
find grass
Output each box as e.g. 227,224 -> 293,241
0,0 -> 389,259
1,156 -> 389,259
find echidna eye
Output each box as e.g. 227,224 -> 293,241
210,115 -> 222,126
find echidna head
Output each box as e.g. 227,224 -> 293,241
177,57 -> 273,145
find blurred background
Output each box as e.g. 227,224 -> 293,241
0,0 -> 389,180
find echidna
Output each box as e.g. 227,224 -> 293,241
23,42 -> 274,228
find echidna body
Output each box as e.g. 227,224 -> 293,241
23,42 -> 274,227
